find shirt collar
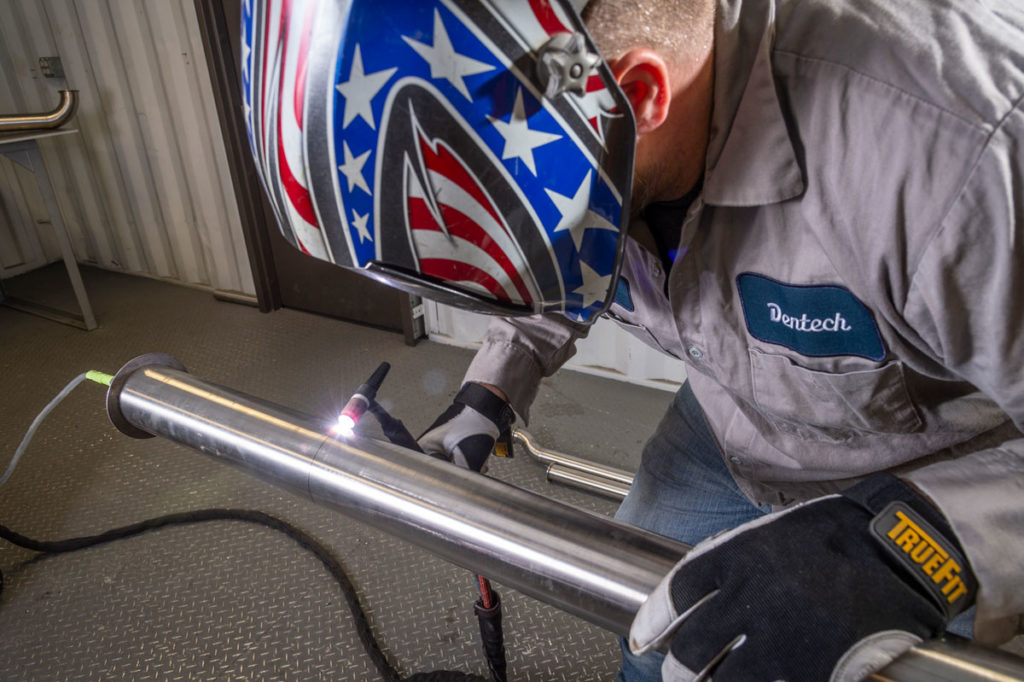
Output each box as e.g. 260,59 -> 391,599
703,0 -> 805,207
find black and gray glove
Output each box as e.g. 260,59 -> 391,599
630,473 -> 977,681
418,382 -> 515,472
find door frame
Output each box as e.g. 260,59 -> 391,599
193,0 -> 280,313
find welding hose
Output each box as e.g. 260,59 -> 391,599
367,400 -> 422,452
0,509 -> 485,682
0,371 -> 485,682
0,372 -> 107,487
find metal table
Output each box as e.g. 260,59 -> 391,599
0,128 -> 97,330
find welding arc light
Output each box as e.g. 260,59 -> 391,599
333,412 -> 357,436
332,393 -> 369,437
331,362 -> 391,438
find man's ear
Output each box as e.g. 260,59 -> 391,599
609,49 -> 672,135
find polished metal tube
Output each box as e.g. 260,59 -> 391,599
109,359 -> 1024,680
112,363 -> 686,635
869,637 -> 1024,682
547,464 -> 631,500
0,90 -> 78,132
514,428 -> 635,485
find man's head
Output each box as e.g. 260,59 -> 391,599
583,0 -> 715,69
583,0 -> 716,209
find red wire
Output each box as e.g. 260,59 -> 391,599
476,573 -> 494,609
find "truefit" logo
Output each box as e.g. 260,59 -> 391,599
871,502 -> 974,617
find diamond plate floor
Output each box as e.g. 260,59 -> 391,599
0,265 -> 672,681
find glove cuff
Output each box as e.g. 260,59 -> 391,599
844,473 -> 977,619
843,473 -> 947,531
455,382 -> 516,431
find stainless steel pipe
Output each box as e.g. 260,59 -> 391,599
514,428 -> 634,500
106,355 -> 1024,681
514,428 -> 635,485
547,464 -> 632,500
0,90 -> 78,132
107,355 -> 686,635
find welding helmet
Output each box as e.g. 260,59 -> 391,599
242,0 -> 634,323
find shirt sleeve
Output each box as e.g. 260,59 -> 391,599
902,102 -> 1024,643
463,313 -> 590,424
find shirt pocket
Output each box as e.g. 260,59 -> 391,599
606,310 -> 681,359
749,348 -> 923,438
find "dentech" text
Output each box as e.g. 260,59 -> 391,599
766,302 -> 852,333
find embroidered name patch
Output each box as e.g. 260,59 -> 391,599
737,273 -> 885,361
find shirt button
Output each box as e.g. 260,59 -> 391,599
729,456 -> 742,464
651,264 -> 662,278
688,346 -> 703,360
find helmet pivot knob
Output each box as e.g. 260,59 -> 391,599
537,32 -> 601,99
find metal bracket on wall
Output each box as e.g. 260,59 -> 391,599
38,56 -> 65,80
400,294 -> 427,346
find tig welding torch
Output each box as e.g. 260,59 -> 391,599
336,363 -> 507,682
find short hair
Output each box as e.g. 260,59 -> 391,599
581,0 -> 715,66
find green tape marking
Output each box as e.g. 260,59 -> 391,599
86,370 -> 114,387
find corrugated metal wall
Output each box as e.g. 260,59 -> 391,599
426,302 -> 686,391
0,0 -> 253,294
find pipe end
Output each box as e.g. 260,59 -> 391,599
106,353 -> 187,439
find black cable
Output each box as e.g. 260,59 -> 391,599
0,509 -> 487,682
367,400 -> 422,453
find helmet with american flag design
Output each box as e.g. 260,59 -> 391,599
242,0 -> 635,323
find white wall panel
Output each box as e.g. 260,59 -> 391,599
0,0 -> 253,294
426,303 -> 686,391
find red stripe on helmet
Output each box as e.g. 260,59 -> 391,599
293,0 -> 316,130
419,258 -> 513,302
277,134 -> 319,226
418,136 -> 503,232
407,198 -> 533,304
528,0 -> 569,35
259,1 -> 281,145
276,0 -> 319,230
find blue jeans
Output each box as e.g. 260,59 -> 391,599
614,382 -> 771,682
612,382 -> 973,682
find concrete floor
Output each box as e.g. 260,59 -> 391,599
0,264 -> 671,681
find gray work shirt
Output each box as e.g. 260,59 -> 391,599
465,0 -> 1024,641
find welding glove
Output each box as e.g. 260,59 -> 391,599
418,382 -> 515,472
630,473 -> 976,682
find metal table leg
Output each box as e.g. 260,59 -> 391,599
0,135 -> 97,330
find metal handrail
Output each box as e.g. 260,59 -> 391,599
546,463 -> 632,500
0,90 -> 78,133
514,428 -> 634,482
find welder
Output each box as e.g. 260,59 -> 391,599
246,0 -> 1024,679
